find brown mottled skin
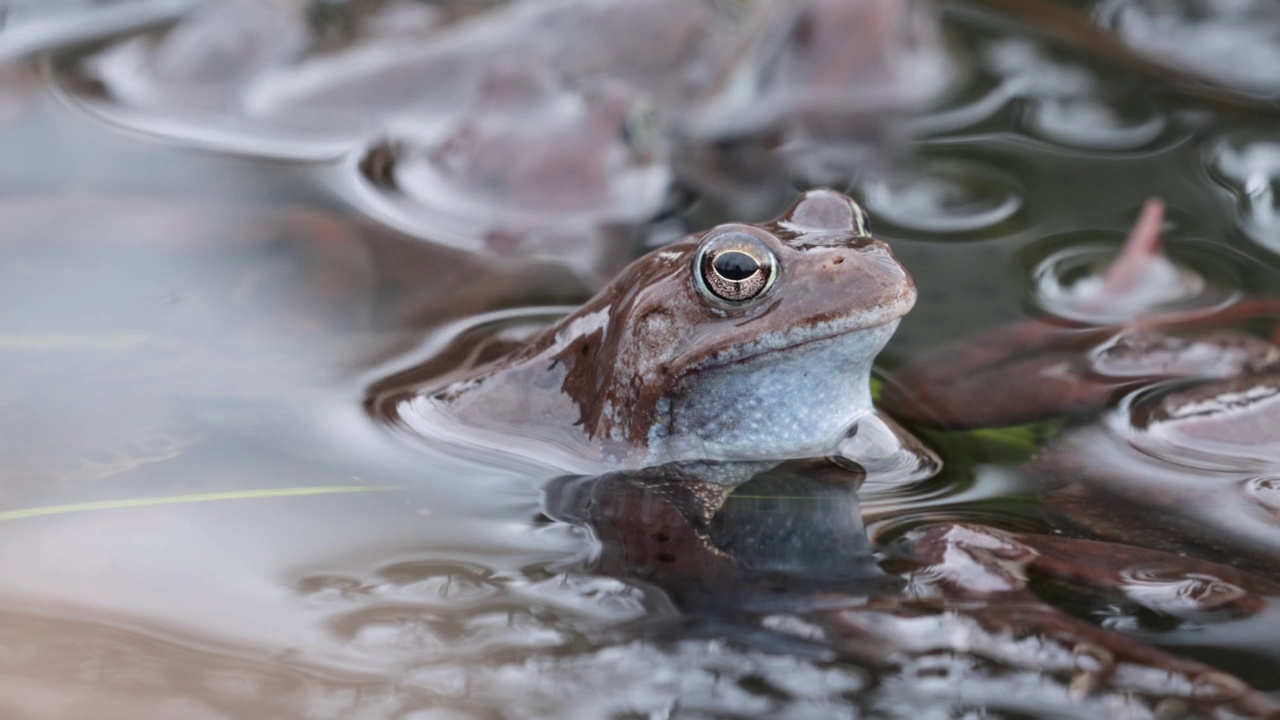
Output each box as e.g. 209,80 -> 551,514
433,189 -> 917,469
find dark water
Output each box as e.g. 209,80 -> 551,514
4,0 -> 1280,718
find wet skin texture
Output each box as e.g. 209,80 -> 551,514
427,189 -> 917,470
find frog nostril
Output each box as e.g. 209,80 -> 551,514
833,257 -> 845,265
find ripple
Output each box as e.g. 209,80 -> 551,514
992,38 -> 1175,152
1120,565 -> 1251,619
860,157 -> 1024,235
1023,229 -> 1239,324
913,38 -> 1174,150
1096,0 -> 1280,98
833,412 -> 941,489
1115,378 -> 1280,472
1025,97 -> 1168,151
1205,134 -> 1280,253
1243,476 -> 1280,516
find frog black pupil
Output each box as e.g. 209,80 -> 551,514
714,251 -> 758,280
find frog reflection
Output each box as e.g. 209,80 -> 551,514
544,462 -> 893,616
544,463 -> 1280,716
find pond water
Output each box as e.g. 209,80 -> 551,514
5,1 -> 1280,718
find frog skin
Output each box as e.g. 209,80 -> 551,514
542,466 -> 1280,717
397,189 -> 918,474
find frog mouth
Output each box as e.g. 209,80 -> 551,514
690,298 -> 912,371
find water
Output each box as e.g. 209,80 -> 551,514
5,0 -> 1280,717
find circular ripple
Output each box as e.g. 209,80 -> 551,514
1111,378 -> 1280,473
860,157 -> 1024,235
913,38 -> 1174,151
1022,230 -> 1239,324
1025,96 -> 1168,151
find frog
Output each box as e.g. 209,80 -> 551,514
374,188 -> 925,481
542,464 -> 1280,717
50,0 -> 954,210
878,198 -> 1280,578
349,59 -> 672,284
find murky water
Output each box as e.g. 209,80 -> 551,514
6,0 -> 1280,718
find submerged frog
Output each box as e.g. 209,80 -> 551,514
378,189 -> 924,478
52,0 -> 953,201
881,199 -> 1280,576
351,61 -> 671,282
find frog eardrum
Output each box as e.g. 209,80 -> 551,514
695,232 -> 778,305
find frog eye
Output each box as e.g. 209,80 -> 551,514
694,232 -> 778,305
